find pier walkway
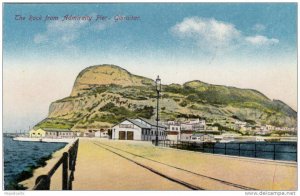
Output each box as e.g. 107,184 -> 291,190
71,138 -> 297,191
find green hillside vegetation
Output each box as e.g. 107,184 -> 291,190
35,64 -> 297,131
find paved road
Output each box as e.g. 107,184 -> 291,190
72,139 -> 189,190
72,138 -> 297,191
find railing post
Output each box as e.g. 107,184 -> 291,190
273,144 -> 276,160
68,173 -> 73,190
69,149 -> 73,170
34,175 -> 50,190
62,152 -> 68,190
68,139 -> 78,190
33,139 -> 79,191
75,140 -> 79,170
296,143 -> 297,162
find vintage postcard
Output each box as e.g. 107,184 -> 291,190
2,2 -> 298,193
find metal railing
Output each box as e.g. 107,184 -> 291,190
33,139 -> 79,190
158,140 -> 297,162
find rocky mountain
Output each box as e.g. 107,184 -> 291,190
35,64 -> 297,131
70,65 -> 154,96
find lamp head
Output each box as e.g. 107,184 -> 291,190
156,75 -> 161,91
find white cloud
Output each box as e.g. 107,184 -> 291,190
33,20 -> 88,45
33,16 -> 113,46
93,20 -> 115,31
245,35 -> 279,46
171,17 -> 241,50
171,17 -> 279,51
252,23 -> 266,32
33,33 -> 48,44
47,20 -> 88,32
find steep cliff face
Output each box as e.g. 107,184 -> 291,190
70,64 -> 154,96
35,64 -> 297,131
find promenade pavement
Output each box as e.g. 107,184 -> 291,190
72,138 -> 188,190
72,138 -> 297,191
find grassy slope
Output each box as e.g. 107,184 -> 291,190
37,84 -> 296,130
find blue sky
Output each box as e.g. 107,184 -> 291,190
4,3 -> 297,58
3,3 -> 297,131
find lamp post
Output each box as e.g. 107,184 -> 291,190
155,75 -> 161,146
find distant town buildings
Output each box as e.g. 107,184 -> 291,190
95,129 -> 109,138
190,133 -> 215,142
82,129 -> 110,138
162,117 -> 297,141
29,128 -> 74,138
29,117 -> 297,142
165,118 -> 215,141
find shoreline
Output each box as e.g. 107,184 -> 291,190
4,138 -> 71,190
6,154 -> 54,190
18,139 -> 76,190
13,137 -> 76,143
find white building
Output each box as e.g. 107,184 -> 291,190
166,124 -> 180,141
235,120 -> 247,127
29,128 -> 74,138
180,123 -> 194,131
266,125 -> 275,131
166,131 -> 180,141
188,118 -> 205,125
191,133 -> 215,142
83,130 -> 95,137
179,118 -> 207,131
112,118 -> 167,141
180,131 -> 193,141
189,118 -> 200,124
167,121 -> 176,125
169,125 -> 181,132
256,126 -> 272,135
95,129 -> 109,138
135,117 -> 167,139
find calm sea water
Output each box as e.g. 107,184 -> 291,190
166,141 -> 297,161
3,136 -> 67,189
202,141 -> 297,161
